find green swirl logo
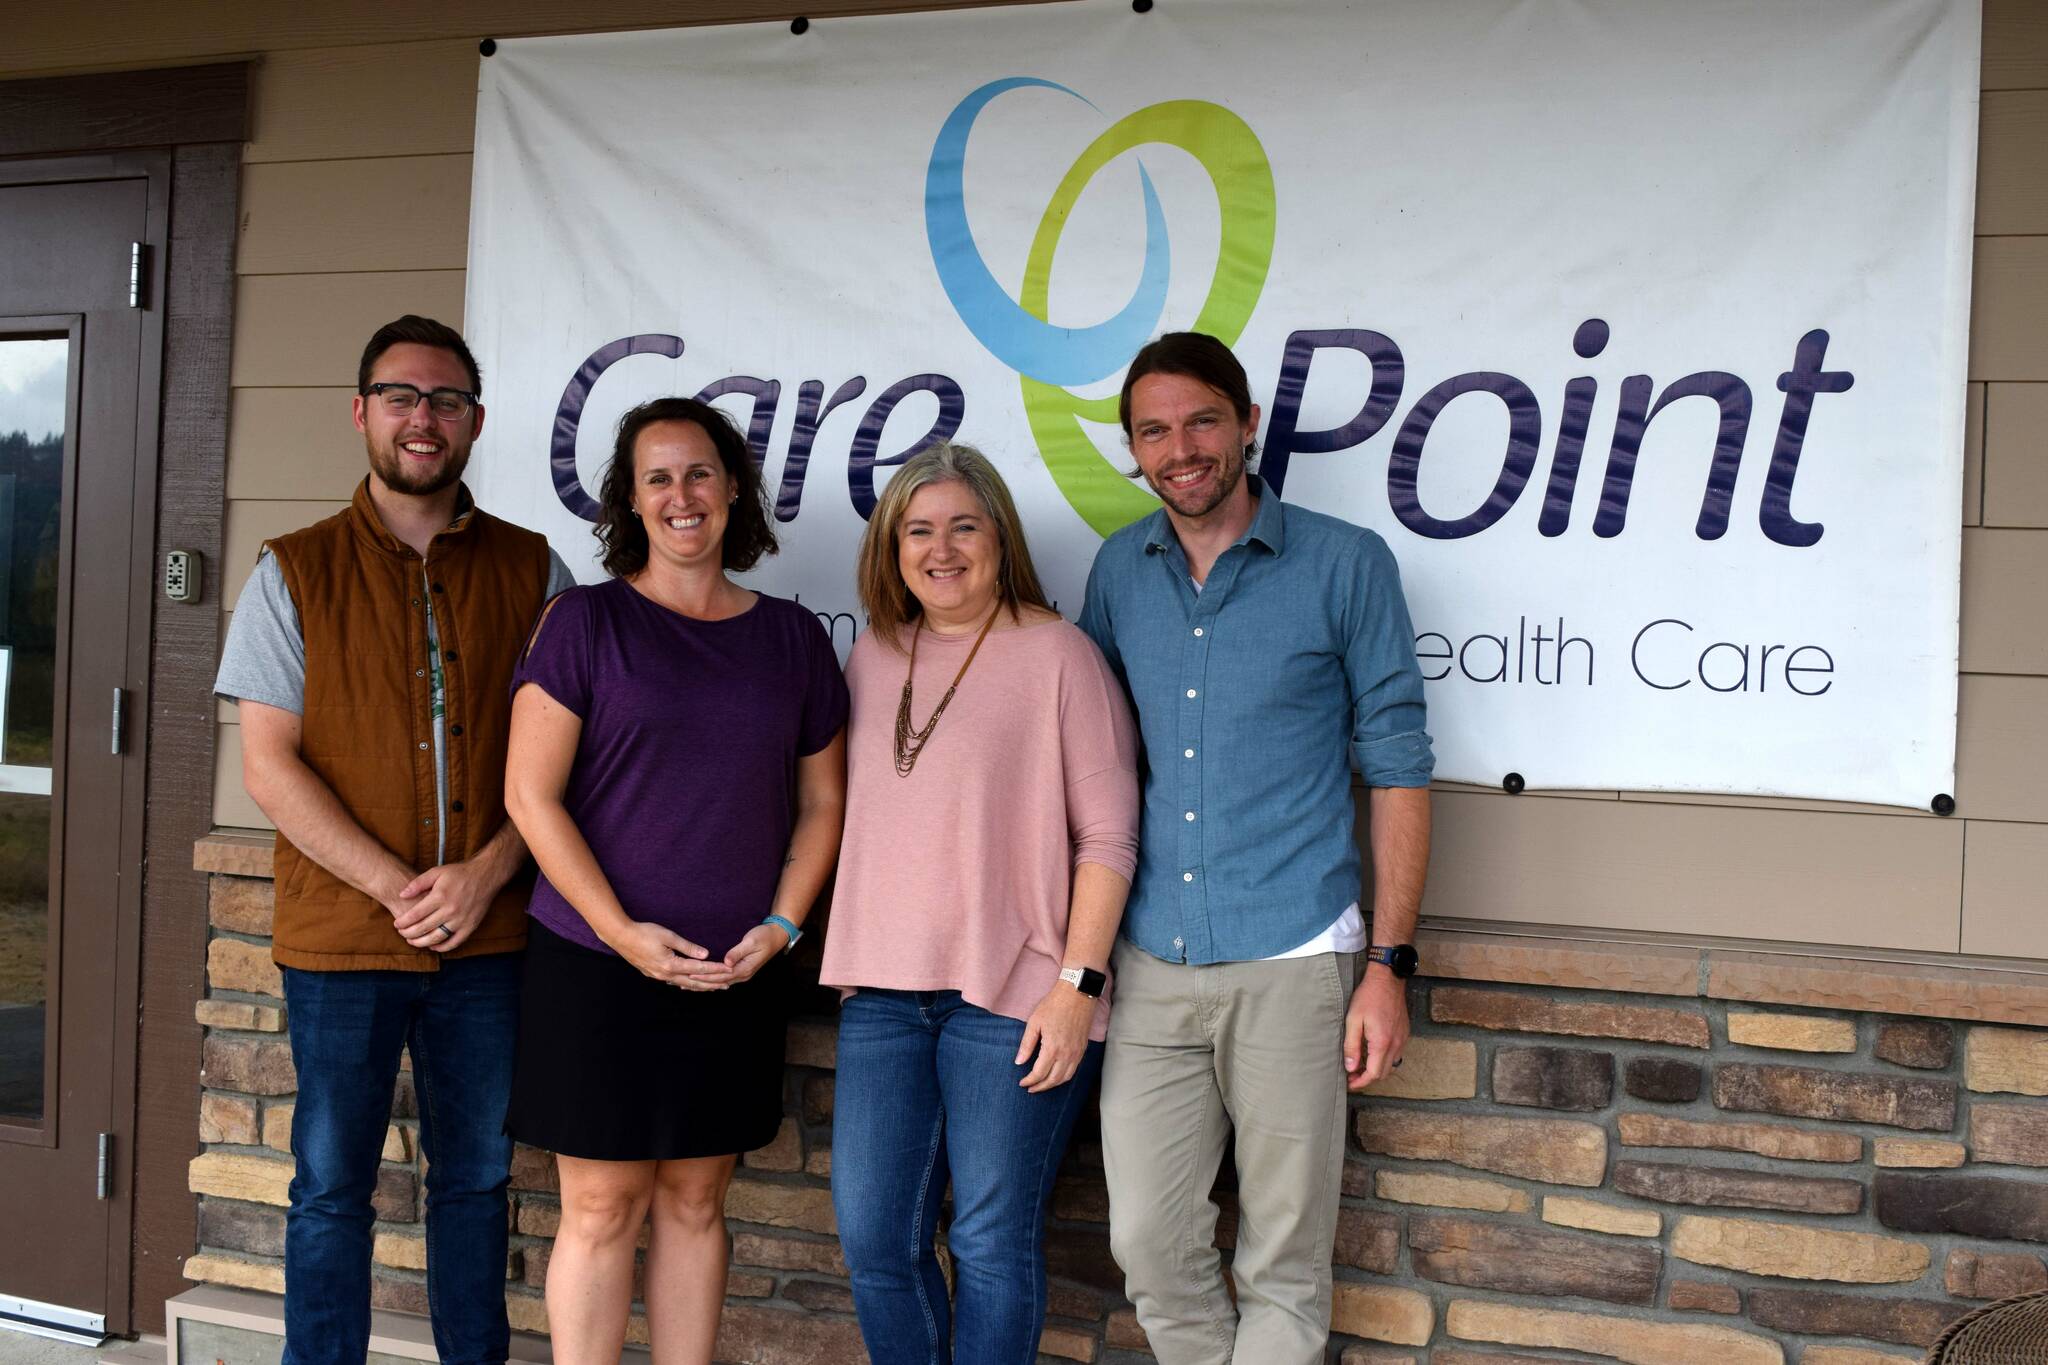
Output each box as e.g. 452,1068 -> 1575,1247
926,79 -> 1276,536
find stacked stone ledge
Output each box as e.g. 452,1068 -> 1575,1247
191,855 -> 2048,1362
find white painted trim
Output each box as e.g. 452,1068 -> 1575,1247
0,1289 -> 107,1344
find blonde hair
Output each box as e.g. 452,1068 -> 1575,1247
855,443 -> 1053,652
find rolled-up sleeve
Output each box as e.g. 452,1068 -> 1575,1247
1061,635 -> 1141,881
1344,532 -> 1434,788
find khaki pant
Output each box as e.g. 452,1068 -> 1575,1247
1100,939 -> 1357,1365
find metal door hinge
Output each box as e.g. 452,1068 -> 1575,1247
110,687 -> 124,755
96,1133 -> 112,1199
128,242 -> 147,309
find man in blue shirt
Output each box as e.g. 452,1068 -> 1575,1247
1079,332 -> 1434,1364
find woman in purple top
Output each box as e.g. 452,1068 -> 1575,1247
503,397 -> 848,1365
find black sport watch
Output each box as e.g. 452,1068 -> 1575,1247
1365,944 -> 1420,979
1059,966 -> 1108,998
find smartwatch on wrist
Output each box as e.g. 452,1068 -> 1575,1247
1365,944 -> 1420,979
1058,966 -> 1107,998
761,914 -> 803,954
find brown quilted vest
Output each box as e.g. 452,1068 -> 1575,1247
265,478 -> 551,971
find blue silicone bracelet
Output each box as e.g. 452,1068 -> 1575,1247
761,914 -> 802,952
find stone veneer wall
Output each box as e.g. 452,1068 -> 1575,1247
188,842 -> 2048,1365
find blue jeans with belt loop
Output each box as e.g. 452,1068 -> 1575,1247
279,952 -> 521,1365
831,988 -> 1103,1365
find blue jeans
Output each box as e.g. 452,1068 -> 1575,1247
831,989 -> 1102,1365
280,953 -> 521,1365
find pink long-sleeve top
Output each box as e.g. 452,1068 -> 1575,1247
820,615 -> 1141,1040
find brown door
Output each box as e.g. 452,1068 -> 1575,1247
0,172 -> 150,1337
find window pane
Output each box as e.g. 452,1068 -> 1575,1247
0,335 -> 65,1124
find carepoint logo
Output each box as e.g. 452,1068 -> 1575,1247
924,77 -> 1275,537
926,79 -> 1856,551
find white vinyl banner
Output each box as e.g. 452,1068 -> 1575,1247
467,0 -> 1979,808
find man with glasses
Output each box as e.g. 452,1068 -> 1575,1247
215,315 -> 573,1363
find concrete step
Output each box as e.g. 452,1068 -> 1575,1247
163,1288 -> 653,1365
96,1343 -> 165,1365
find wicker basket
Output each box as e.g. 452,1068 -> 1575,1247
1924,1289 -> 2048,1363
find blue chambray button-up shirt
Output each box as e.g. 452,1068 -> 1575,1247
1078,475 -> 1434,965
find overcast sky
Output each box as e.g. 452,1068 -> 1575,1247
0,339 -> 68,443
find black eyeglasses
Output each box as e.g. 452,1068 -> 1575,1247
364,382 -> 479,420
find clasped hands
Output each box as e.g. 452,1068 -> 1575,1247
388,859 -> 499,951
607,918 -> 788,990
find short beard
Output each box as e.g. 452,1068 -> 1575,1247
368,437 -> 470,497
1150,443 -> 1247,519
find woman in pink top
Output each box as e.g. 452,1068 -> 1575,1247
822,443 -> 1139,1364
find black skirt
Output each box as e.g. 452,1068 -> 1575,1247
505,919 -> 789,1161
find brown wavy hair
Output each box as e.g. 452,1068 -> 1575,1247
357,315 -> 481,397
855,443 -> 1051,653
596,397 -> 777,577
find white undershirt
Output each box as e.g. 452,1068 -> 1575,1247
1260,902 -> 1367,960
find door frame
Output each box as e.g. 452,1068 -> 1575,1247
0,65 -> 245,1337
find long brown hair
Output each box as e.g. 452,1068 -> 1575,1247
855,443 -> 1052,653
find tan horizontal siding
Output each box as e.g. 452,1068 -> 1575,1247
237,156 -> 472,275
1970,237 -> 2048,381
244,41 -> 481,163
1984,0 -> 2048,91
1964,381 -> 1985,526
226,389 -> 368,502
1421,790 -> 1964,952
1983,382 -> 2048,526
1959,528 -> 2048,674
1978,90 -> 2048,235
1963,820 -> 2048,957
231,271 -> 467,387
1954,674 -> 2048,822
